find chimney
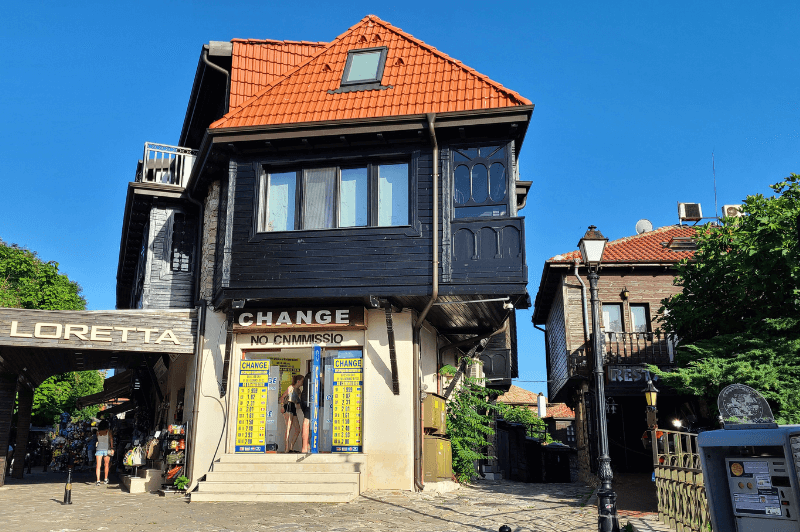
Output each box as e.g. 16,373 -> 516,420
537,392 -> 546,419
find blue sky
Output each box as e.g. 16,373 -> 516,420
1,2 -> 798,395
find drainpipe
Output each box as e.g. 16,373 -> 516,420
202,47 -> 230,114
184,183 -> 207,491
574,259 -> 590,343
412,113 -> 439,491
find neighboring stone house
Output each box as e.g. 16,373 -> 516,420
532,224 -> 697,482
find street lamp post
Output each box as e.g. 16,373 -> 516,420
578,225 -> 620,532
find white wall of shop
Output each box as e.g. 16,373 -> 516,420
364,308 -> 414,490
185,307 -> 227,488
419,323 -> 439,396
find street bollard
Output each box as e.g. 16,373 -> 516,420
499,526 -> 511,532
63,453 -> 73,505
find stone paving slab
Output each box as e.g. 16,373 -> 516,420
0,470 -> 609,532
627,514 -> 672,532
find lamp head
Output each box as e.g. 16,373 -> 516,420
642,378 -> 659,407
578,225 -> 608,270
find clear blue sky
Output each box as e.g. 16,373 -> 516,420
1,1 -> 797,396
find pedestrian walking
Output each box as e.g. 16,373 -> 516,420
95,420 -> 113,486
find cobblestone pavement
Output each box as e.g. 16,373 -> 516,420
0,470 -> 607,532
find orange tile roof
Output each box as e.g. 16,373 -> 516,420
230,39 -> 328,109
545,403 -> 575,419
212,15 -> 532,129
548,225 -> 697,264
497,385 -> 540,405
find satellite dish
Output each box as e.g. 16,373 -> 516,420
718,384 -> 776,427
635,219 -> 653,234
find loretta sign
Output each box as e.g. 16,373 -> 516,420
233,307 -> 366,332
0,308 -> 197,354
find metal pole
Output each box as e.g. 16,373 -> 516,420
63,454 -> 73,505
588,270 -> 620,532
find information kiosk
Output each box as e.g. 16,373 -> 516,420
699,384 -> 800,532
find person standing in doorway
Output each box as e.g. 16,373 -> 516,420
95,420 -> 113,486
279,375 -> 303,453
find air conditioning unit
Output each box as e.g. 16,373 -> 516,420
722,204 -> 744,218
678,202 -> 702,222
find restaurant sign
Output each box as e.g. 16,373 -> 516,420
233,307 -> 366,332
0,308 -> 197,354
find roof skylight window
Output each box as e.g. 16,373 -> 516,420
341,47 -> 388,86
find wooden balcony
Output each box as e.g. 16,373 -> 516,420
446,217 -> 526,285
603,331 -> 676,366
135,142 -> 197,187
567,331 -> 676,379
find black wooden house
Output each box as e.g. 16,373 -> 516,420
112,15 -> 534,500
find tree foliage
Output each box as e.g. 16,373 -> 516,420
659,175 -> 800,343
655,175 -> 800,420
441,363 -> 499,483
0,238 -> 100,425
0,239 -> 86,310
497,402 -> 557,444
32,371 -> 105,426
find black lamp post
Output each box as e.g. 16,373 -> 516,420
578,225 -> 619,532
643,378 -> 659,429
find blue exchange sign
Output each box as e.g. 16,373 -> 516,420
310,345 -> 322,453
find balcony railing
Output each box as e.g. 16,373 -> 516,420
135,142 -> 197,187
603,331 -> 677,366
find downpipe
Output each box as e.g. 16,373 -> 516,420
413,113 -> 439,491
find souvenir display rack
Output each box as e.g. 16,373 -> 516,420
162,424 -> 186,487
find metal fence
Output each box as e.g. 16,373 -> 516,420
651,429 -> 712,531
136,142 -> 198,187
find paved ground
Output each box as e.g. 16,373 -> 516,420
0,470 -> 615,532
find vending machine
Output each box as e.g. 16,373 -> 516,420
699,384 -> 800,532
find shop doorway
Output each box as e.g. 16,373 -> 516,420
236,348 -> 363,454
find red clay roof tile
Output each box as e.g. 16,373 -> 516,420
213,15 -> 531,129
548,225 -> 698,264
230,39 -> 328,109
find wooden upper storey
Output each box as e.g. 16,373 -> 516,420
119,16 -> 534,329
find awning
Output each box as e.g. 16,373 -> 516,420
76,370 -> 134,408
99,400 -> 137,416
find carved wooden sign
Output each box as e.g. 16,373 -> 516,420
233,307 -> 366,332
0,309 -> 197,354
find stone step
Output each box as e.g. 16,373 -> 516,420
205,471 -> 359,483
197,481 -> 357,494
191,491 -> 356,503
211,462 -> 361,473
215,453 -> 365,464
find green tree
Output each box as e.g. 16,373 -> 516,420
659,175 -> 800,343
654,175 -> 800,421
0,239 -> 102,425
496,402 -> 558,443
32,371 -> 105,426
440,362 -> 501,483
0,239 -> 85,310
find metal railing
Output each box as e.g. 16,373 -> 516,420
604,331 -> 677,365
651,429 -> 712,531
135,142 -> 197,187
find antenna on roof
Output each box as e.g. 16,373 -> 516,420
635,219 -> 653,234
712,151 -> 718,220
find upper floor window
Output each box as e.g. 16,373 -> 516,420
170,213 -> 194,272
602,303 -> 623,333
630,304 -> 650,333
453,145 -> 508,218
257,163 -> 409,232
